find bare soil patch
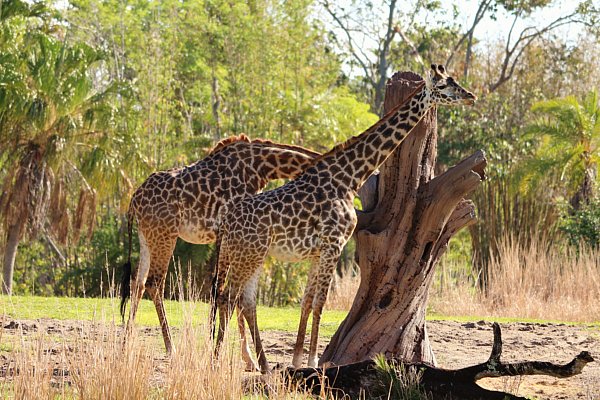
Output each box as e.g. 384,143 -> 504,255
262,320 -> 599,399
1,317 -> 598,399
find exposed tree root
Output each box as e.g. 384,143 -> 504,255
284,323 -> 595,399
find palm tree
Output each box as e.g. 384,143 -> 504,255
0,1 -> 122,294
521,90 -> 599,210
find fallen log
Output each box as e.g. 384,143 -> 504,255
283,323 -> 594,399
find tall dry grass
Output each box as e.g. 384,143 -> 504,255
0,266 -> 317,400
324,236 -> 599,322
0,305 -> 317,400
431,237 -> 600,322
326,271 -> 360,311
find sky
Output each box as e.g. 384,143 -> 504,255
319,0 -> 598,77
452,0 -> 595,44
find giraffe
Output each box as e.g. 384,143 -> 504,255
212,64 -> 476,373
119,134 -> 320,370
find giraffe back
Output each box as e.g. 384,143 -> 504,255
128,135 -> 320,245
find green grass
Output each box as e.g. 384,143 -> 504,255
0,342 -> 14,352
1,295 -> 349,337
427,312 -> 600,328
3,295 -> 597,340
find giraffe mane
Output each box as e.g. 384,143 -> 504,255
208,134 -> 320,158
308,80 -> 426,166
208,134 -> 252,155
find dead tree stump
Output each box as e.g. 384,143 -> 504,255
319,71 -> 487,366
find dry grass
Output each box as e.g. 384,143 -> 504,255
325,237 -> 599,323
0,306 -> 317,400
2,237 -> 597,399
0,275 -> 318,400
325,271 -> 360,311
431,237 -> 600,322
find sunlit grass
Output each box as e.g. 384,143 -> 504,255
1,295 -> 349,337
5,294 -> 596,343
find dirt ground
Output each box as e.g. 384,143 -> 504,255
261,320 -> 599,400
1,317 -> 598,399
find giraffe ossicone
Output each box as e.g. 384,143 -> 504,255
212,64 -> 476,373
119,134 -> 319,371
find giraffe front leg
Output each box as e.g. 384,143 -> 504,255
292,298 -> 312,368
293,257 -> 319,368
308,291 -> 327,368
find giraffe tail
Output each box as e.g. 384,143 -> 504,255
120,206 -> 134,322
210,219 -> 224,341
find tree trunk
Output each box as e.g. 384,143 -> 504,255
2,223 -> 22,295
320,71 -> 486,366
570,162 -> 596,211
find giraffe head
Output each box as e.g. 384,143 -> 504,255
426,63 -> 476,106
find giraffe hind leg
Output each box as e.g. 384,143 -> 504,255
293,257 -> 319,368
215,289 -> 235,360
146,276 -> 174,355
124,230 -> 151,345
307,251 -> 339,368
237,307 -> 259,372
240,282 -> 270,374
145,232 -> 178,355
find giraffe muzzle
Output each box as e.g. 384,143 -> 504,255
463,92 -> 477,105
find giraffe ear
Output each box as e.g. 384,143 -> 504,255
431,63 -> 447,80
426,67 -> 435,88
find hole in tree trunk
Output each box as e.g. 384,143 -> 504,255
378,290 -> 393,309
420,241 -> 433,263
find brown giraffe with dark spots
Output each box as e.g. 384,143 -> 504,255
119,134 -> 319,369
212,64 -> 476,373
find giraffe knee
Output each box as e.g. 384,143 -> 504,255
312,292 -> 327,310
216,293 -> 232,311
131,277 -> 145,295
145,275 -> 164,291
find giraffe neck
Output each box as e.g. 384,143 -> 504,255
312,84 -> 432,192
253,144 -> 319,181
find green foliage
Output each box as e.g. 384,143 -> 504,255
1,0 -> 378,298
519,91 -> 599,200
559,199 -> 600,248
12,211 -> 131,297
2,0 -> 599,302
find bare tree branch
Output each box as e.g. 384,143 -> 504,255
322,1 -> 376,88
393,25 -> 425,69
489,10 -> 584,92
446,0 -> 493,74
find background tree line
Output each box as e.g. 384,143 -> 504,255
1,0 -> 598,300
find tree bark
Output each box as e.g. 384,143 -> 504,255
320,71 -> 486,366
2,223 -> 22,295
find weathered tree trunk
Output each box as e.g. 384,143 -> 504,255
320,72 -> 486,366
2,223 -> 22,295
